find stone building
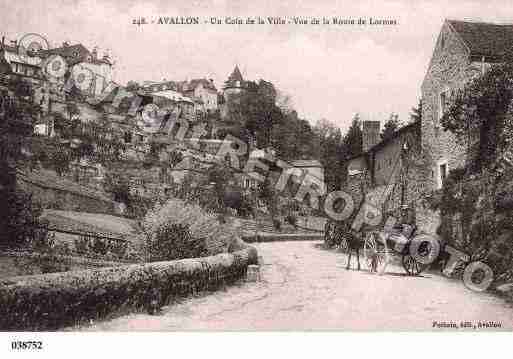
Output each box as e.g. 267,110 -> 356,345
421,19 -> 513,191
223,65 -> 250,99
181,79 -> 218,112
40,42 -> 113,98
346,121 -> 423,217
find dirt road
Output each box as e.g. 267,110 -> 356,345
78,241 -> 513,331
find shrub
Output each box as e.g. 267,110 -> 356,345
273,219 -> 282,231
147,223 -> 207,261
285,214 -> 297,227
141,198 -> 239,261
0,187 -> 45,248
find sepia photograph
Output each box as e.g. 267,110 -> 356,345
1,0 -> 513,356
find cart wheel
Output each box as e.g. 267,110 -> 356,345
402,254 -> 426,275
364,232 -> 388,274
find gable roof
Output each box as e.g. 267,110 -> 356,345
40,43 -> 91,65
447,19 -> 513,60
346,121 -> 421,162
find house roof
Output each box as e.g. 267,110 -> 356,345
346,121 -> 420,162
448,19 -> 513,60
40,43 -> 90,65
40,43 -> 111,66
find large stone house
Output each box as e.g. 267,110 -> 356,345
421,19 -> 513,191
181,79 -> 218,112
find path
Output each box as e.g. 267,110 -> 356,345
76,241 -> 513,331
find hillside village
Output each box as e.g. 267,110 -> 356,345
1,16 -> 513,331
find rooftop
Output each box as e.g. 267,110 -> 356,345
347,121 -> 420,161
448,19 -> 513,60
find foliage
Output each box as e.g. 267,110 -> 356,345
380,113 -> 401,142
146,223 -> 207,262
140,198 -> 238,260
257,178 -> 278,219
314,118 -> 344,191
126,81 -> 140,92
410,99 -> 422,123
285,214 -> 297,227
343,114 -> 363,159
272,218 -> 282,231
439,167 -> 513,283
441,59 -> 513,172
0,78 -> 48,248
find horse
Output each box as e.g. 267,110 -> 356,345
344,228 -> 364,270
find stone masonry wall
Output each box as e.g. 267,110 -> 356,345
421,21 -> 477,187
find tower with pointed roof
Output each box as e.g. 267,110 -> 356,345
223,65 -> 247,99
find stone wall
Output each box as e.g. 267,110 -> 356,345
421,21 -> 482,189
17,170 -> 115,214
0,251 -> 127,279
0,242 -> 257,330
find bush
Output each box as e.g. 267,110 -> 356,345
285,214 -> 297,227
147,223 -> 207,261
273,219 -> 282,231
141,198 -> 239,261
0,187 -> 46,248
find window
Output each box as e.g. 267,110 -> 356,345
435,160 -> 448,189
437,89 -> 449,127
124,131 -> 132,143
440,91 -> 447,115
440,163 -> 447,185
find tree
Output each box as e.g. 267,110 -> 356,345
343,114 -> 363,159
314,119 -> 344,191
381,113 -> 401,142
441,56 -> 513,172
0,77 -> 46,247
126,81 -> 140,92
410,99 -> 422,123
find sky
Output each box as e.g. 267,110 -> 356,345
2,0 -> 513,132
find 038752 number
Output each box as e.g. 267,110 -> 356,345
11,341 -> 43,350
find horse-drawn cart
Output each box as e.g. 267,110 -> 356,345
363,228 -> 431,276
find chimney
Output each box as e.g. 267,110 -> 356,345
362,121 -> 381,153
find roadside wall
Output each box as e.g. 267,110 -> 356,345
0,243 -> 257,330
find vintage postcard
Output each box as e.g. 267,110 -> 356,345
1,0 -> 513,354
